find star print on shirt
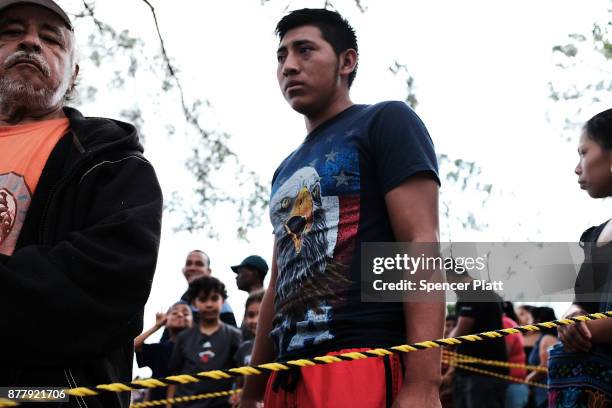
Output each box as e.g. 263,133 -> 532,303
325,150 -> 338,163
345,129 -> 358,138
333,170 -> 349,187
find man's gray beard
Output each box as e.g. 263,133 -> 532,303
0,77 -> 66,114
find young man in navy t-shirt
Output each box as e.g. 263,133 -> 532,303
242,8 -> 444,408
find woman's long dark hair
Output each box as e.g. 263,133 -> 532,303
532,306 -> 558,337
503,301 -> 520,323
585,108 -> 612,148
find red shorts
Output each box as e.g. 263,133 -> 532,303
264,348 -> 404,408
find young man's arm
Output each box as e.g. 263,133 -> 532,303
240,243 -> 279,407
385,174 -> 444,408
134,312 -> 166,352
165,385 -> 176,408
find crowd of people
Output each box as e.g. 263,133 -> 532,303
132,273 -> 610,408
132,250 -> 268,407
0,0 -> 609,407
440,303 -> 559,408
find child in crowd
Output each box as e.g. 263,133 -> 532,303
168,276 -> 242,407
135,301 -> 193,402
230,290 -> 264,408
235,290 -> 264,366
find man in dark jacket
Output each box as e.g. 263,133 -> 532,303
0,1 -> 163,407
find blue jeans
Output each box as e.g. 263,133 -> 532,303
505,383 -> 529,408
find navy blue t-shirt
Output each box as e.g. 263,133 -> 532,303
269,101 -> 439,360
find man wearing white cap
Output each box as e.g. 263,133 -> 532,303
0,1 -> 162,407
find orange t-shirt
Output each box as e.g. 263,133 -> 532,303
0,118 -> 69,255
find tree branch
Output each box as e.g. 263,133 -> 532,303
353,0 -> 367,12
79,1 -> 111,33
139,0 -> 195,124
137,0 -> 268,237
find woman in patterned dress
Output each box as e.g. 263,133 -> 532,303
548,109 -> 612,407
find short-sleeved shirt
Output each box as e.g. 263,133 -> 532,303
455,290 -> 508,374
135,341 -> 175,402
574,221 -> 612,314
0,118 -> 69,255
502,315 -> 526,379
233,340 -> 254,367
269,101 -> 439,360
169,323 -> 242,407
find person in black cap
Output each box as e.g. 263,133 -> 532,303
232,255 -> 268,294
0,1 -> 163,407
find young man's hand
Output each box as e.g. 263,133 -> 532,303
558,304 -> 591,352
237,399 -> 264,408
392,383 -> 442,408
229,391 -> 241,408
440,371 -> 453,387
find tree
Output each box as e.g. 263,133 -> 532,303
69,0 -> 493,241
71,0 -> 269,239
388,60 -> 493,240
548,0 -> 611,140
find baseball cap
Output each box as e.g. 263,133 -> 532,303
0,0 -> 73,30
231,255 -> 269,276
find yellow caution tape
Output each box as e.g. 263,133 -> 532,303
2,310 -> 609,406
443,359 -> 547,388
443,350 -> 548,373
129,388 -> 240,408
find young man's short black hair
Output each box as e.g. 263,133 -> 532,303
276,8 -> 358,87
187,276 -> 227,303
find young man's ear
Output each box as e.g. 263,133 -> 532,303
339,49 -> 358,80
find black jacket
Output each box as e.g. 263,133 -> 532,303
0,107 -> 163,408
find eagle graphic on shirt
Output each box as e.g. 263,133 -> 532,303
270,166 -> 352,350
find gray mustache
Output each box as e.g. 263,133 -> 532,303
4,52 -> 50,77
